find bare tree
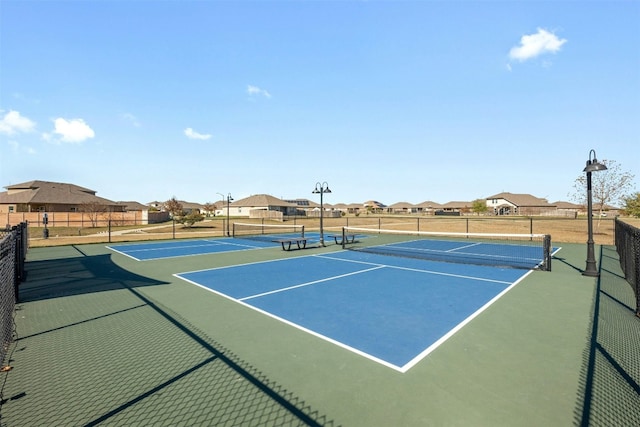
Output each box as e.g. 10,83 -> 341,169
203,202 -> 216,217
80,201 -> 107,227
571,159 -> 636,214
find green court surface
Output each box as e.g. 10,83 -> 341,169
1,240 -> 638,426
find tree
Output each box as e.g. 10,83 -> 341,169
622,192 -> 640,218
164,197 -> 184,219
203,202 -> 216,217
80,201 -> 107,227
177,210 -> 205,228
471,199 -> 489,215
571,159 -> 636,214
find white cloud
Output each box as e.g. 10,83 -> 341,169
8,140 -> 36,155
247,85 -> 271,98
509,28 -> 567,62
121,112 -> 141,127
0,110 -> 36,135
184,127 -> 212,140
52,118 -> 95,143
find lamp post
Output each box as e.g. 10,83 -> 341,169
312,182 -> 331,246
217,192 -> 233,237
583,149 -> 607,277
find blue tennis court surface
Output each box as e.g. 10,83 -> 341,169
107,232 -> 328,260
107,237 -> 285,260
175,251 -> 530,372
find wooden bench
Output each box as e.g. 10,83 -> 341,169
327,234 -> 357,245
273,237 -> 310,251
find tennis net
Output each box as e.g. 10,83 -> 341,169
341,226 -> 552,271
232,222 -> 305,242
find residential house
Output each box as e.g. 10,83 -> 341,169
117,201 -> 149,212
284,199 -> 320,216
415,201 -> 444,215
437,201 -> 471,216
486,192 -> 556,216
553,201 -> 582,218
387,202 -> 418,214
363,200 -> 387,214
224,194 -> 299,220
0,180 -> 122,213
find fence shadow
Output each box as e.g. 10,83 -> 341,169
18,248 -> 168,303
575,245 -> 640,426
2,248 -> 337,426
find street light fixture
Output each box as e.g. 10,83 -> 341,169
582,149 -> 607,277
312,182 -> 331,246
217,192 -> 233,237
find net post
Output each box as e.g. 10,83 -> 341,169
301,225 -> 305,238
231,222 -> 236,238
342,227 -> 346,249
543,234 -> 552,271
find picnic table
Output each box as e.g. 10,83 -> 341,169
272,237 -> 311,251
326,234 -> 357,245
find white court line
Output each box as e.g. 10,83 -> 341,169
128,242 -> 224,253
175,272 -> 407,372
317,253 -> 513,284
446,242 -> 482,252
399,270 -> 534,372
107,238 -> 266,261
105,246 -> 142,261
382,242 -> 543,263
239,266 -> 385,301
174,251 -> 537,372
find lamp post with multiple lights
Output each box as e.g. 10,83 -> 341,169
217,192 -> 233,237
582,149 -> 607,277
312,182 -> 331,246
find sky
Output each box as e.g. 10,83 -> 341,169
1,1 -> 639,206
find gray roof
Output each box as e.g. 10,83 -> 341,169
284,199 -> 320,208
232,194 -> 298,208
553,201 -> 583,209
388,202 -> 416,209
416,201 -> 444,209
0,180 -> 117,206
486,192 -> 555,207
440,201 -> 472,209
363,200 -> 387,208
117,201 -> 148,211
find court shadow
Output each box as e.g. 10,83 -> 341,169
575,245 -> 640,426
552,255 -> 584,274
83,284 -> 335,427
17,247 -> 168,303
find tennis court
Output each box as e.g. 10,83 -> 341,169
106,237 -> 275,260
176,251 -> 533,372
5,233 -> 639,426
107,223 -> 313,260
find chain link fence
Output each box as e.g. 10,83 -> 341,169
0,222 -> 28,366
615,218 -> 640,316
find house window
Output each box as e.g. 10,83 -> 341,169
70,207 -> 77,212
8,206 -> 14,213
